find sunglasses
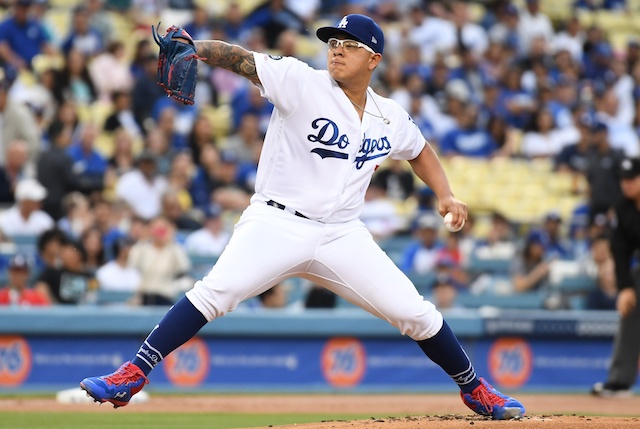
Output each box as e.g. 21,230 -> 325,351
327,38 -> 375,54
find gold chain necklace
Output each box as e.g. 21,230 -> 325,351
349,89 -> 390,125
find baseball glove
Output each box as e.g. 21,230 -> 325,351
151,24 -> 205,105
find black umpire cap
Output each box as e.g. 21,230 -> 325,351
620,158 -> 640,179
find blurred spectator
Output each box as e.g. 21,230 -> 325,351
0,254 -> 49,306
594,89 -> 639,157
221,113 -> 262,164
86,0 -> 114,46
188,143 -> 218,210
91,197 -> 127,256
61,5 -> 103,57
371,158 -> 415,202
230,84 -> 273,134
555,112 -> 592,193
498,66 -> 536,129
517,0 -> 554,56
625,39 -> 640,75
0,140 -> 33,203
51,49 -> 97,106
450,1 -> 489,59
57,191 -> 94,240
9,66 -> 57,130
183,5 -> 213,40
184,204 -> 230,256
407,3 -> 456,65
528,211 -> 573,260
152,104 -> 189,152
0,178 -> 54,236
473,211 -> 516,259
439,104 -> 497,158
429,273 -> 462,311
67,122 -> 108,191
220,2 -> 244,43
521,108 -> 566,159
449,45 -> 485,104
161,188 -> 200,231
81,225 -> 105,273
96,237 -> 140,293
485,114 -> 518,157
35,227 -> 67,272
106,128 -> 137,177
241,0 -> 307,50
304,283 -> 336,309
0,0 -> 54,71
488,3 -> 520,52
582,25 -> 613,81
35,237 -> 95,304
115,150 -> 168,220
128,215 -> 191,306
145,126 -> 177,175
89,41 -> 134,102
553,16 -> 585,63
129,39 -> 152,80
188,114 -> 217,165
510,235 -> 551,293
584,120 -> 624,220
400,212 -> 444,275
360,179 -> 405,241
255,282 -> 287,309
400,44 -> 431,82
132,52 -> 165,132
0,75 -> 41,166
104,91 -> 143,140
210,150 -> 252,211
583,234 -> 617,310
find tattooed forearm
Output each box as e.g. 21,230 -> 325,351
195,40 -> 260,84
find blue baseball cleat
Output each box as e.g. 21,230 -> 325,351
461,377 -> 526,420
80,361 -> 149,408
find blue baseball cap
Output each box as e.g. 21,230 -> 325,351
316,14 -> 384,54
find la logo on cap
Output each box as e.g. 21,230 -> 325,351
337,17 -> 348,28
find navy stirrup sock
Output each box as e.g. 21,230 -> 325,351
416,320 -> 481,394
132,297 -> 208,375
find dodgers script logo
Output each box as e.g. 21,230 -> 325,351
307,118 -> 391,169
356,133 -> 391,169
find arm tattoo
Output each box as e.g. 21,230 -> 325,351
195,40 -> 260,84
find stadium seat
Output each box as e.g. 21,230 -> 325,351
456,291 -> 546,309
95,289 -> 135,305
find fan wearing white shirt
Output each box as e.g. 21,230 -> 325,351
96,238 -> 140,293
184,206 -> 231,256
0,178 -> 54,237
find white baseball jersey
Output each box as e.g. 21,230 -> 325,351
251,52 -> 426,223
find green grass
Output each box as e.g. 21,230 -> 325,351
0,412 -> 378,429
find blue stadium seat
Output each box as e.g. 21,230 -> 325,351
456,291 -> 546,309
95,290 -> 135,305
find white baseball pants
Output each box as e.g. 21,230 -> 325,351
186,202 -> 443,341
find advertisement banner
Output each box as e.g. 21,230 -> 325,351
0,335 -> 624,392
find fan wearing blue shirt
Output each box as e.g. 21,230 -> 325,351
0,0 -> 52,70
439,105 -> 497,158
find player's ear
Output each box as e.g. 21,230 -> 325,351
369,53 -> 382,71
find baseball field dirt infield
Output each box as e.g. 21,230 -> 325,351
1,393 -> 639,428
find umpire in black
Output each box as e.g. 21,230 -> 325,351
592,157 -> 640,397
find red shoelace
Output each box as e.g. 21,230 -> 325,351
105,364 -> 148,386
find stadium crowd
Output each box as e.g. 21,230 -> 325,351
0,0 -> 637,311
